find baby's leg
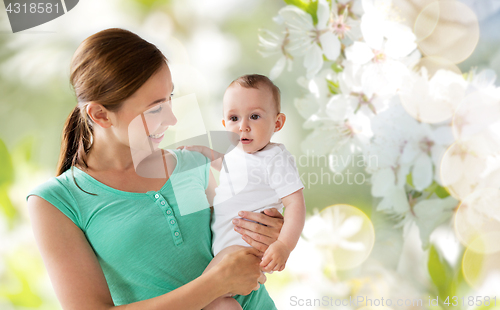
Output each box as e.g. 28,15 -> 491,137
203,245 -> 245,310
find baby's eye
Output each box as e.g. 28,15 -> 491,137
229,116 -> 238,121
250,114 -> 260,120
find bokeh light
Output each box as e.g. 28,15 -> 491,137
399,68 -> 465,123
452,90 -> 500,141
454,188 -> 500,254
302,204 -> 375,270
440,137 -> 500,200
414,0 -> 479,64
414,56 -> 461,77
462,234 -> 500,292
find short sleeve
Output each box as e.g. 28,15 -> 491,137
169,149 -> 212,216
266,147 -> 304,198
189,150 -> 210,190
26,177 -> 83,230
173,149 -> 211,189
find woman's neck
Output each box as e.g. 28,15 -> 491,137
86,128 -> 169,177
86,142 -> 132,173
86,132 -> 153,172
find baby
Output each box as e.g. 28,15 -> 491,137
182,74 -> 305,309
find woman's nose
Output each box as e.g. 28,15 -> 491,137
162,103 -> 177,126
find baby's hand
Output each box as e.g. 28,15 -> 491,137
260,240 -> 290,272
177,145 -> 205,154
177,145 -> 224,171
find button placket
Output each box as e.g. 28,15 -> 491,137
152,192 -> 183,246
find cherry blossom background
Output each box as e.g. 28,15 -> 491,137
1,0 -> 500,309
261,0 -> 500,309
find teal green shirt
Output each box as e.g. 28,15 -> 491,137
27,149 -> 276,309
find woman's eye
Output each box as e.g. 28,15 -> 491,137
250,114 -> 260,120
149,105 -> 163,114
229,116 -> 238,121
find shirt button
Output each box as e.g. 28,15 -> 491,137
166,210 -> 171,215
154,194 -> 160,199
161,201 -> 166,205
174,232 -> 180,237
170,220 -> 176,225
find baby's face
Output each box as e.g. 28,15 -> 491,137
222,84 -> 279,154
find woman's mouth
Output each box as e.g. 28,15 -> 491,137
149,133 -> 164,143
241,138 -> 253,144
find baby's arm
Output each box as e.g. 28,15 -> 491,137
260,189 -> 306,272
177,145 -> 224,171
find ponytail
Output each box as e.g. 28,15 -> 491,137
57,105 -> 93,176
56,105 -> 96,195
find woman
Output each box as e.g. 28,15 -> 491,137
27,28 -> 282,309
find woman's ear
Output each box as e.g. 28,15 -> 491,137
274,113 -> 286,132
86,103 -> 112,128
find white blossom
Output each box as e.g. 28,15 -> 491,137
258,29 -> 294,80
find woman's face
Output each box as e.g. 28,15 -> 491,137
109,63 -> 176,153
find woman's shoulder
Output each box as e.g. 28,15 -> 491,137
27,169 -> 77,198
170,148 -> 209,173
27,168 -> 84,229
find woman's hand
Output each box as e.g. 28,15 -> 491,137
232,208 -> 284,253
213,247 -> 265,296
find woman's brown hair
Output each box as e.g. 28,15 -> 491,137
56,28 -> 167,179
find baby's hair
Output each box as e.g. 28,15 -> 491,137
229,74 -> 281,113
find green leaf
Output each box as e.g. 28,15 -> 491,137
406,172 -> 414,188
434,185 -> 450,199
422,181 -> 451,199
428,244 -> 453,299
0,250 -> 43,307
284,0 -> 309,10
447,252 -> 469,300
0,185 -> 17,223
0,138 -> 14,186
331,62 -> 344,73
305,0 -> 319,24
132,0 -> 171,10
12,135 -> 34,163
284,0 -> 319,24
326,79 -> 340,95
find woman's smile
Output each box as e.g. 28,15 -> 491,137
149,132 -> 165,143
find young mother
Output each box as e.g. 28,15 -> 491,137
26,28 -> 282,309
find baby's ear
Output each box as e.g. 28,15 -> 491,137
274,113 -> 286,132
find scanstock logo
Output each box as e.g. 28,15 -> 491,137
3,0 -> 79,33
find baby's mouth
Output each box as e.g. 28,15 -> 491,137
240,138 -> 253,144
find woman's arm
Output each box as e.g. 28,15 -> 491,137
233,209 -> 285,252
28,196 -> 263,310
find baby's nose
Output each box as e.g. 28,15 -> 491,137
239,120 -> 250,132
